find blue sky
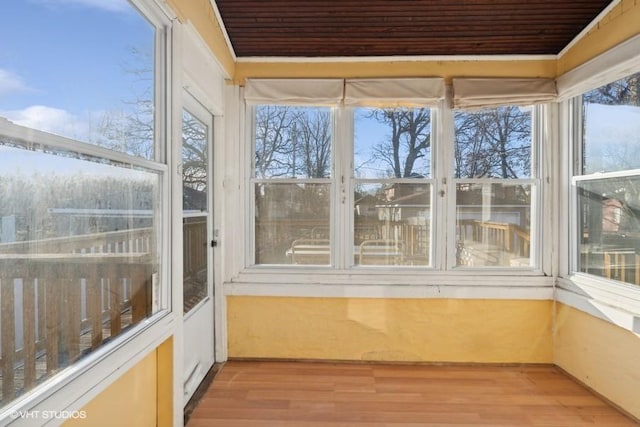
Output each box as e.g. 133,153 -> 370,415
0,0 -> 153,139
584,103 -> 640,174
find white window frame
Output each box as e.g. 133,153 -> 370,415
567,92 -> 640,302
0,1 -> 177,424
247,103 -> 338,268
556,34 -> 640,332
242,86 -> 548,279
345,105 -> 438,270
447,104 -> 543,271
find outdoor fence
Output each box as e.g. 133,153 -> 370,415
0,228 -> 154,404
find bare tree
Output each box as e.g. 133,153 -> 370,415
454,106 -> 531,179
584,72 -> 640,106
91,46 -> 155,159
182,111 -> 208,211
368,108 -> 431,178
295,109 -> 331,178
254,105 -> 332,179
254,105 -> 296,178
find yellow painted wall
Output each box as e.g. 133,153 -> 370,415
558,0 -> 640,74
167,0 -> 235,77
554,304 -> 640,420
156,338 -> 174,427
233,59 -> 556,86
227,296 -> 553,363
63,338 -> 173,427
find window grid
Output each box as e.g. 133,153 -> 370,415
248,101 -> 542,271
570,73 -> 640,287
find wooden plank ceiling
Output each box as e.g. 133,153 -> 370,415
215,0 -> 613,57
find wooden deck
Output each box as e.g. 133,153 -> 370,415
187,361 -> 637,427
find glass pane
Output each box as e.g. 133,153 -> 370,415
1,3 -> 155,159
354,108 -> 431,179
456,183 -> 532,267
255,183 -> 330,265
582,72 -> 640,174
577,176 -> 640,286
183,217 -> 208,313
182,110 -> 208,213
454,106 -> 532,179
182,109 -> 208,314
0,142 -> 160,405
254,106 -> 332,179
354,183 -> 431,266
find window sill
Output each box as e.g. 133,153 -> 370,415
556,274 -> 640,333
225,269 -> 553,300
0,310 -> 174,426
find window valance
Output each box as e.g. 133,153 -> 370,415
244,78 -> 446,107
244,79 -> 344,105
452,78 -> 557,109
344,78 -> 445,107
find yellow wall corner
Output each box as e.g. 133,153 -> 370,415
554,303 -> 640,420
61,337 -> 173,427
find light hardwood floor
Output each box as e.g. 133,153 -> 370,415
187,361 -> 638,426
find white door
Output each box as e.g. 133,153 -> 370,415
181,95 -> 215,405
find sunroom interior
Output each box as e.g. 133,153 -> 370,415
1,0 -> 640,425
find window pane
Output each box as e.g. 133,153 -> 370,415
182,110 -> 208,212
1,3 -> 155,159
454,106 -> 532,179
0,142 -> 160,405
255,183 -> 330,265
254,106 -> 332,179
354,108 -> 431,179
582,72 -> 640,174
183,217 -> 207,313
182,110 -> 208,314
456,183 -> 532,267
577,176 -> 640,286
354,183 -> 431,266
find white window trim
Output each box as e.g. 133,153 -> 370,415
246,103 -> 337,267
0,0 -> 177,424
444,102 -> 544,272
225,270 -> 554,300
236,81 -> 550,299
348,102 -> 436,269
557,40 -> 640,330
0,314 -> 174,427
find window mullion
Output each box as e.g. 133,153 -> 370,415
438,95 -> 456,270
336,106 -> 353,269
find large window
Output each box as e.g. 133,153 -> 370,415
353,108 -> 432,266
573,72 -> 640,286
454,106 -> 537,268
247,80 -> 542,270
252,105 -> 333,265
0,1 -> 165,408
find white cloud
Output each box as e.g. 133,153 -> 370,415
1,105 -> 87,138
33,0 -> 132,13
0,69 -> 34,97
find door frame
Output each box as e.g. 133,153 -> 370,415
172,21 -> 230,425
180,92 -> 216,405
